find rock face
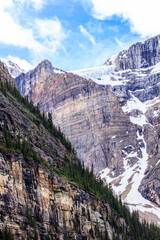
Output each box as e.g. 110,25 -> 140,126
15,59 -> 65,99
16,67 -> 139,175
15,35 -> 160,224
0,76 -> 129,239
104,35 -> 160,70
0,150 -> 115,240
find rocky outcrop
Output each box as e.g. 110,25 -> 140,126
138,99 -> 160,207
104,35 -> 160,70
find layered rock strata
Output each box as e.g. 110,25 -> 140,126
104,35 -> 160,70
0,92 -> 125,239
16,66 -> 139,175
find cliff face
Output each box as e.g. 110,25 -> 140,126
15,68 -> 139,175
104,35 -> 160,70
0,81 -> 128,239
15,60 -> 65,99
0,151 -> 115,240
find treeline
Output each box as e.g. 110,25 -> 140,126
0,75 -> 74,153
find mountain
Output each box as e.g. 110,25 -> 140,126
1,59 -> 159,239
15,59 -> 66,101
0,58 -> 25,78
15,35 -> 160,225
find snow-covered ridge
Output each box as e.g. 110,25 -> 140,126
71,65 -> 130,87
0,58 -> 25,78
71,58 -> 160,89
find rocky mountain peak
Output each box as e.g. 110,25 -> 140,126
35,59 -> 53,72
0,58 -> 25,78
15,60 -> 66,99
104,34 -> 160,71
34,59 -> 66,75
1,54 -> 156,240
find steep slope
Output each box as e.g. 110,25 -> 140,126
0,61 -> 114,239
15,35 -> 160,225
1,57 -> 160,239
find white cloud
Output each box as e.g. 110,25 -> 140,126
14,0 -> 44,10
27,0 -> 44,10
34,17 -> 67,54
35,18 -> 66,41
88,0 -> 160,37
114,37 -> 125,49
0,0 -> 13,10
79,25 -> 96,45
0,0 -> 67,63
7,55 -> 33,71
0,2 -> 44,51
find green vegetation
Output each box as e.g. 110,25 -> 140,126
0,75 -> 74,153
2,122 -> 57,175
1,225 -> 13,240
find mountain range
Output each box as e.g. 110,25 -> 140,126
14,35 -> 160,226
1,58 -> 159,239
1,34 -> 160,239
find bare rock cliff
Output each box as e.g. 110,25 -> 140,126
104,35 -> 160,70
16,68 -> 139,175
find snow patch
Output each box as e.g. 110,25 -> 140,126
99,129 -> 160,220
122,93 -> 147,114
130,115 -> 147,126
151,62 -> 160,74
156,159 -> 160,166
122,93 -> 148,126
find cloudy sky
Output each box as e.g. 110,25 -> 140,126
0,0 -> 159,71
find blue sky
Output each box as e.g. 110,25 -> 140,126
0,0 -> 160,71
